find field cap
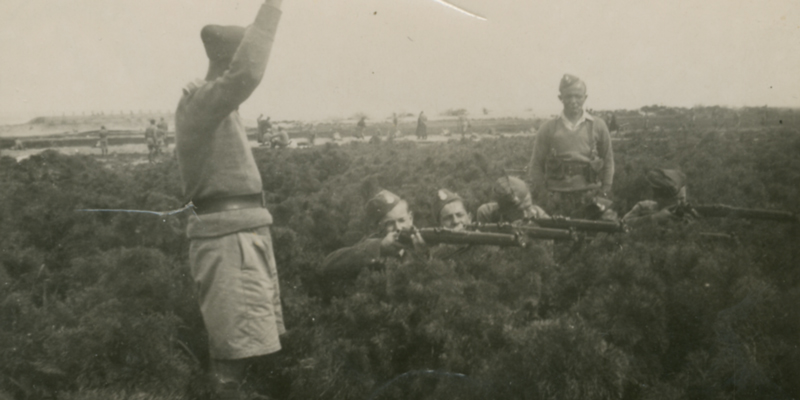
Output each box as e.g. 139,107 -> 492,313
435,189 -> 463,220
494,176 -> 533,210
646,169 -> 686,197
559,74 -> 585,92
365,190 -> 403,225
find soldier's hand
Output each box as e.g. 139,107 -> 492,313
407,227 -> 428,253
652,208 -> 680,222
379,231 -> 405,258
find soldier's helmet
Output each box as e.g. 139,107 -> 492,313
365,190 -> 404,227
647,169 -> 686,200
493,176 -> 533,210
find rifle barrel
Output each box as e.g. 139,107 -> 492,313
531,217 -> 626,233
415,228 -> 523,247
692,205 -> 799,223
467,224 -> 574,241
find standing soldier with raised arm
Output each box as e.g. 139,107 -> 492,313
174,1 -> 283,398
529,74 -> 616,220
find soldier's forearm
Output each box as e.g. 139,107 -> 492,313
223,1 -> 283,95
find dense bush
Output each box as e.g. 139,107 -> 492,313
1,126 -> 799,399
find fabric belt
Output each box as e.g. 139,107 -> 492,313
193,193 -> 265,215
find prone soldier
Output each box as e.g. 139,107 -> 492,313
529,74 -> 617,220
623,169 -> 692,225
317,190 -> 425,299
477,176 -> 549,224
174,1 -> 284,397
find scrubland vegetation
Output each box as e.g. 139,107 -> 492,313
1,125 -> 799,399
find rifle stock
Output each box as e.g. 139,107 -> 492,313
467,223 -> 575,241
400,227 -> 525,247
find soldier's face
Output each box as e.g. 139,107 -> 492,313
559,85 -> 587,114
380,201 -> 414,234
440,201 -> 471,230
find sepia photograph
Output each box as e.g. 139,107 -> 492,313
1,0 -> 798,399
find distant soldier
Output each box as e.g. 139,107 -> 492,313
436,189 -> 472,230
416,111 -> 428,140
608,113 -> 619,133
269,126 -> 291,148
98,126 -> 109,156
257,114 -> 272,145
144,119 -> 158,163
157,117 -> 169,151
355,117 -> 366,139
317,190 -> 426,299
174,1 -> 284,397
308,131 -> 316,146
529,74 -> 616,220
369,129 -> 382,144
392,112 -> 399,131
477,176 -> 549,223
623,169 -> 693,225
457,114 -> 468,138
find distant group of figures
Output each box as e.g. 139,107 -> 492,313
143,118 -> 170,162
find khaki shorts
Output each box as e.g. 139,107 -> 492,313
189,226 -> 285,360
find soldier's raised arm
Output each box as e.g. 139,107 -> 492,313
180,0 -> 283,133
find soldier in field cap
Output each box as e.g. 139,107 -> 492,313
317,189 -> 426,300
173,1 -> 283,398
477,176 -> 549,223
623,169 -> 693,225
529,74 -> 617,220
435,189 -> 472,230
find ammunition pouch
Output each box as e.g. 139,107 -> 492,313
545,159 -> 603,184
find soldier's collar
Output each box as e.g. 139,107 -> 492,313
560,110 -> 593,131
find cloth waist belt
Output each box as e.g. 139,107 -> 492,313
194,193 -> 265,215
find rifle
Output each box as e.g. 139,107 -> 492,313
399,227 -> 526,247
673,203 -> 799,223
527,216 -> 627,233
466,223 -> 575,241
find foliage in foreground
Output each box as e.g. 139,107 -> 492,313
1,127 -> 799,399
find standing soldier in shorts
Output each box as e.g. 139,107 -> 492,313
529,74 -> 617,220
174,1 -> 283,398
98,126 -> 109,156
157,117 -> 170,151
144,119 -> 158,163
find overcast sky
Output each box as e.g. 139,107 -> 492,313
0,0 -> 798,123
